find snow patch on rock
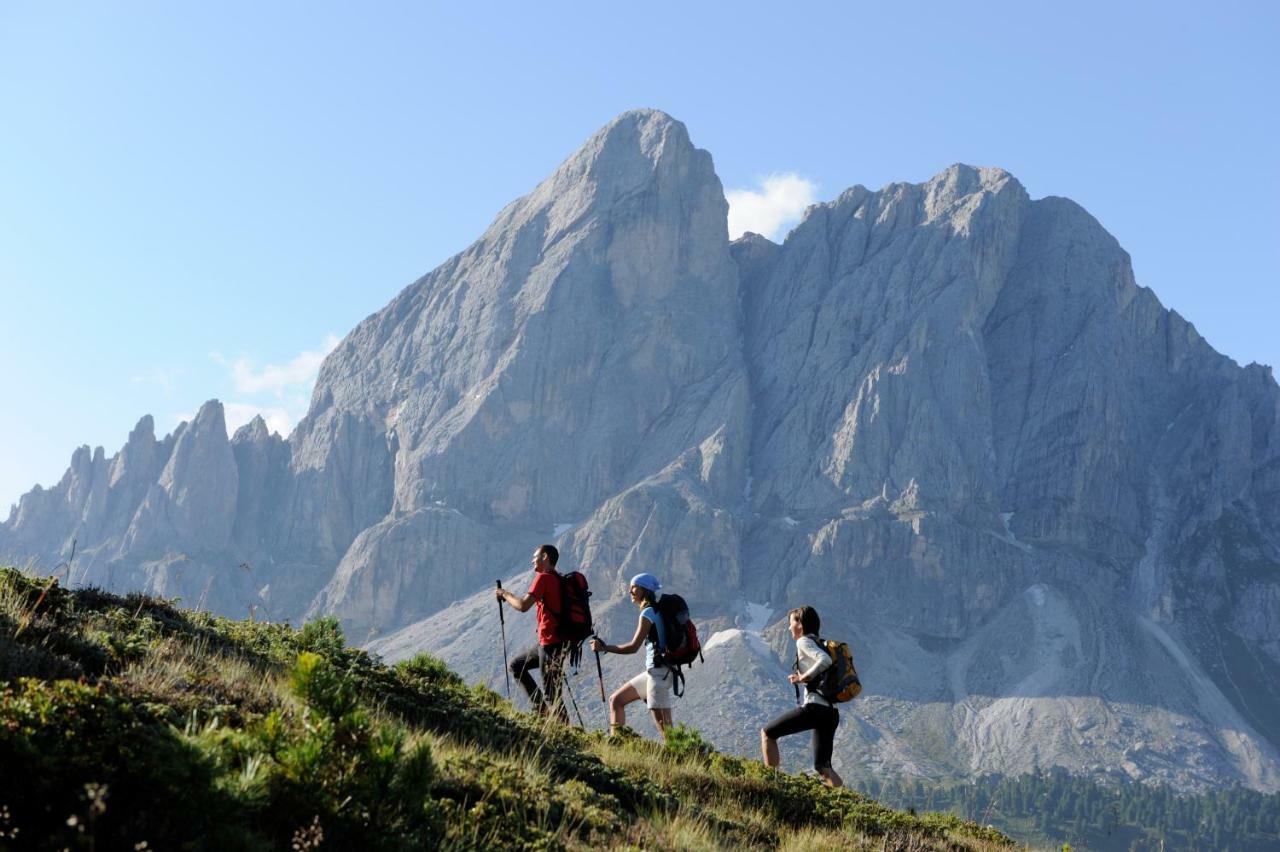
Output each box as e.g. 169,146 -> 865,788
703,628 -> 775,662
741,601 -> 773,632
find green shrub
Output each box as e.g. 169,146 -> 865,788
290,650 -> 362,722
396,651 -> 465,689
664,722 -> 716,761
298,616 -> 346,657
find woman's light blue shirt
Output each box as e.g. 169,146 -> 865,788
641,605 -> 667,669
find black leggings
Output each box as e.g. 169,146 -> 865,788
510,643 -> 567,716
763,703 -> 839,770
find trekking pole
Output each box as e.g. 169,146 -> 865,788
592,633 -> 606,703
564,669 -> 587,729
496,579 -> 511,699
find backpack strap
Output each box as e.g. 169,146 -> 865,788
529,572 -> 558,617
815,638 -> 838,701
797,638 -> 834,703
536,571 -> 568,620
642,605 -> 663,653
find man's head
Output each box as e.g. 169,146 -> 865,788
531,544 -> 559,572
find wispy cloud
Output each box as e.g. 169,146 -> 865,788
130,366 -> 183,396
726,173 -> 818,241
173,335 -> 343,438
223,402 -> 293,436
213,334 -> 340,398
171,403 -> 294,438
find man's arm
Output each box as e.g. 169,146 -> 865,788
496,587 -> 537,612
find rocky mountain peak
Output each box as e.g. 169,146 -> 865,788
155,400 -> 237,549
537,108 -> 702,209
300,105 -> 738,523
129,414 -> 156,441
108,415 -> 158,488
232,414 -> 272,445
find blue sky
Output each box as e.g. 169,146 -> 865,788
2,2 -> 1277,512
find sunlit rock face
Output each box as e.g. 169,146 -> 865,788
6,109 -> 1280,792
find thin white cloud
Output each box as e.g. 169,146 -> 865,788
171,336 -> 339,438
171,403 -> 294,438
214,334 -> 340,398
726,173 -> 818,242
130,366 -> 182,396
223,403 -> 293,437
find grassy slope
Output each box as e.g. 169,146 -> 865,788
0,567 -> 1017,851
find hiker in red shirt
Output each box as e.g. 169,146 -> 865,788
495,544 -> 570,722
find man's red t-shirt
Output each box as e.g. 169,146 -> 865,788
528,570 -> 563,646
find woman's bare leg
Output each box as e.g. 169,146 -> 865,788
760,728 -> 780,768
650,707 -> 673,738
608,683 -> 642,735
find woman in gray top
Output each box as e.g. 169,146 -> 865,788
760,605 -> 843,787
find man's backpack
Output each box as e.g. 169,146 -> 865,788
543,571 -> 592,668
554,571 -> 593,643
817,639 -> 861,703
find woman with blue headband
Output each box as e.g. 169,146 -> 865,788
589,572 -> 674,738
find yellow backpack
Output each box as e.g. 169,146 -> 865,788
818,639 -> 862,702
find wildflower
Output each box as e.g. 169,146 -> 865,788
84,782 -> 108,817
291,815 -> 324,851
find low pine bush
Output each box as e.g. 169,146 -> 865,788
664,722 -> 717,761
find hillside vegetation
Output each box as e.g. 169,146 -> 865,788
0,566 -> 1011,851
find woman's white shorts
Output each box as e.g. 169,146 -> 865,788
626,666 -> 676,710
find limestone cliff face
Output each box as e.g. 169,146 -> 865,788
717,174 -> 1280,791
299,109 -> 748,635
5,109 -> 1280,792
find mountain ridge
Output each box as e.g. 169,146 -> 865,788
5,108 -> 1279,794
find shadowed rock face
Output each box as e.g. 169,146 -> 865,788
5,109 -> 1280,792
